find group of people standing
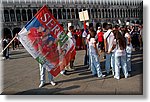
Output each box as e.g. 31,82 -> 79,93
87,22 -> 143,80
38,22 -> 143,88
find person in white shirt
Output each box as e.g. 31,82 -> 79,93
124,28 -> 133,76
88,30 -> 105,78
103,24 -> 115,75
96,26 -> 101,34
67,26 -> 76,69
82,29 -> 88,50
60,26 -> 76,75
109,30 -> 128,80
39,63 -> 56,88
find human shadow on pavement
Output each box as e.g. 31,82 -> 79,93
13,85 -> 80,95
131,59 -> 143,76
9,50 -> 26,55
65,65 -> 89,75
9,54 -> 32,59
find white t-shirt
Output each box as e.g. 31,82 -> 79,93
125,33 -> 132,53
96,30 -> 100,34
89,38 -> 97,55
125,33 -> 132,46
103,29 -> 114,52
82,30 -> 87,38
115,40 -> 126,56
67,31 -> 76,46
67,31 -> 73,38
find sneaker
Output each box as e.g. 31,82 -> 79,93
60,70 -> 65,75
125,76 -> 128,78
114,76 -> 120,80
101,75 -> 106,78
98,74 -> 106,79
105,72 -> 110,76
93,74 -> 98,77
128,71 -> 132,77
112,71 -> 115,76
39,82 -> 45,88
2,57 -> 5,60
50,81 -> 56,86
60,70 -> 68,75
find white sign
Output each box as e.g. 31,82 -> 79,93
118,19 -> 121,24
126,22 -> 130,26
79,10 -> 89,21
68,22 -> 72,31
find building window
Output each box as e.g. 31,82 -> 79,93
135,9 -> 138,17
98,9 -> 101,18
117,9 -> 119,18
22,9 -> 27,21
137,9 -> 140,17
134,9 -> 136,17
108,9 -> 111,18
105,9 -> 107,18
58,9 -> 62,19
95,9 -> 98,18
10,9 -> 16,22
63,9 -> 66,19
125,9 -> 127,18
131,9 -> 133,17
71,9 -> 75,19
111,9 -> 114,18
49,9 -> 52,14
16,9 -> 21,22
114,9 -> 117,18
33,9 -> 37,16
91,9 -> 94,18
102,9 -> 104,18
53,9 -> 57,19
27,9 -> 32,21
75,9 -> 79,19
122,9 -> 125,18
4,10 -> 10,22
67,9 -> 71,19
120,9 -> 122,18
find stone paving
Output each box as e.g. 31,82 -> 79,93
1,48 -> 143,95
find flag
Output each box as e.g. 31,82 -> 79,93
18,5 -> 76,77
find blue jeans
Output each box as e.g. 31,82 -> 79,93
90,54 -> 103,77
105,53 -> 112,74
126,52 -> 132,72
126,46 -> 132,72
115,55 -> 128,78
39,64 -> 54,83
111,52 -> 115,74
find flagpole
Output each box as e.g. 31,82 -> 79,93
0,34 -> 18,54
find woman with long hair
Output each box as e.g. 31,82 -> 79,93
109,30 -> 128,79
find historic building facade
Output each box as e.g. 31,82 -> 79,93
1,0 -> 143,38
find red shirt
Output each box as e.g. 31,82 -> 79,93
97,32 -> 104,42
